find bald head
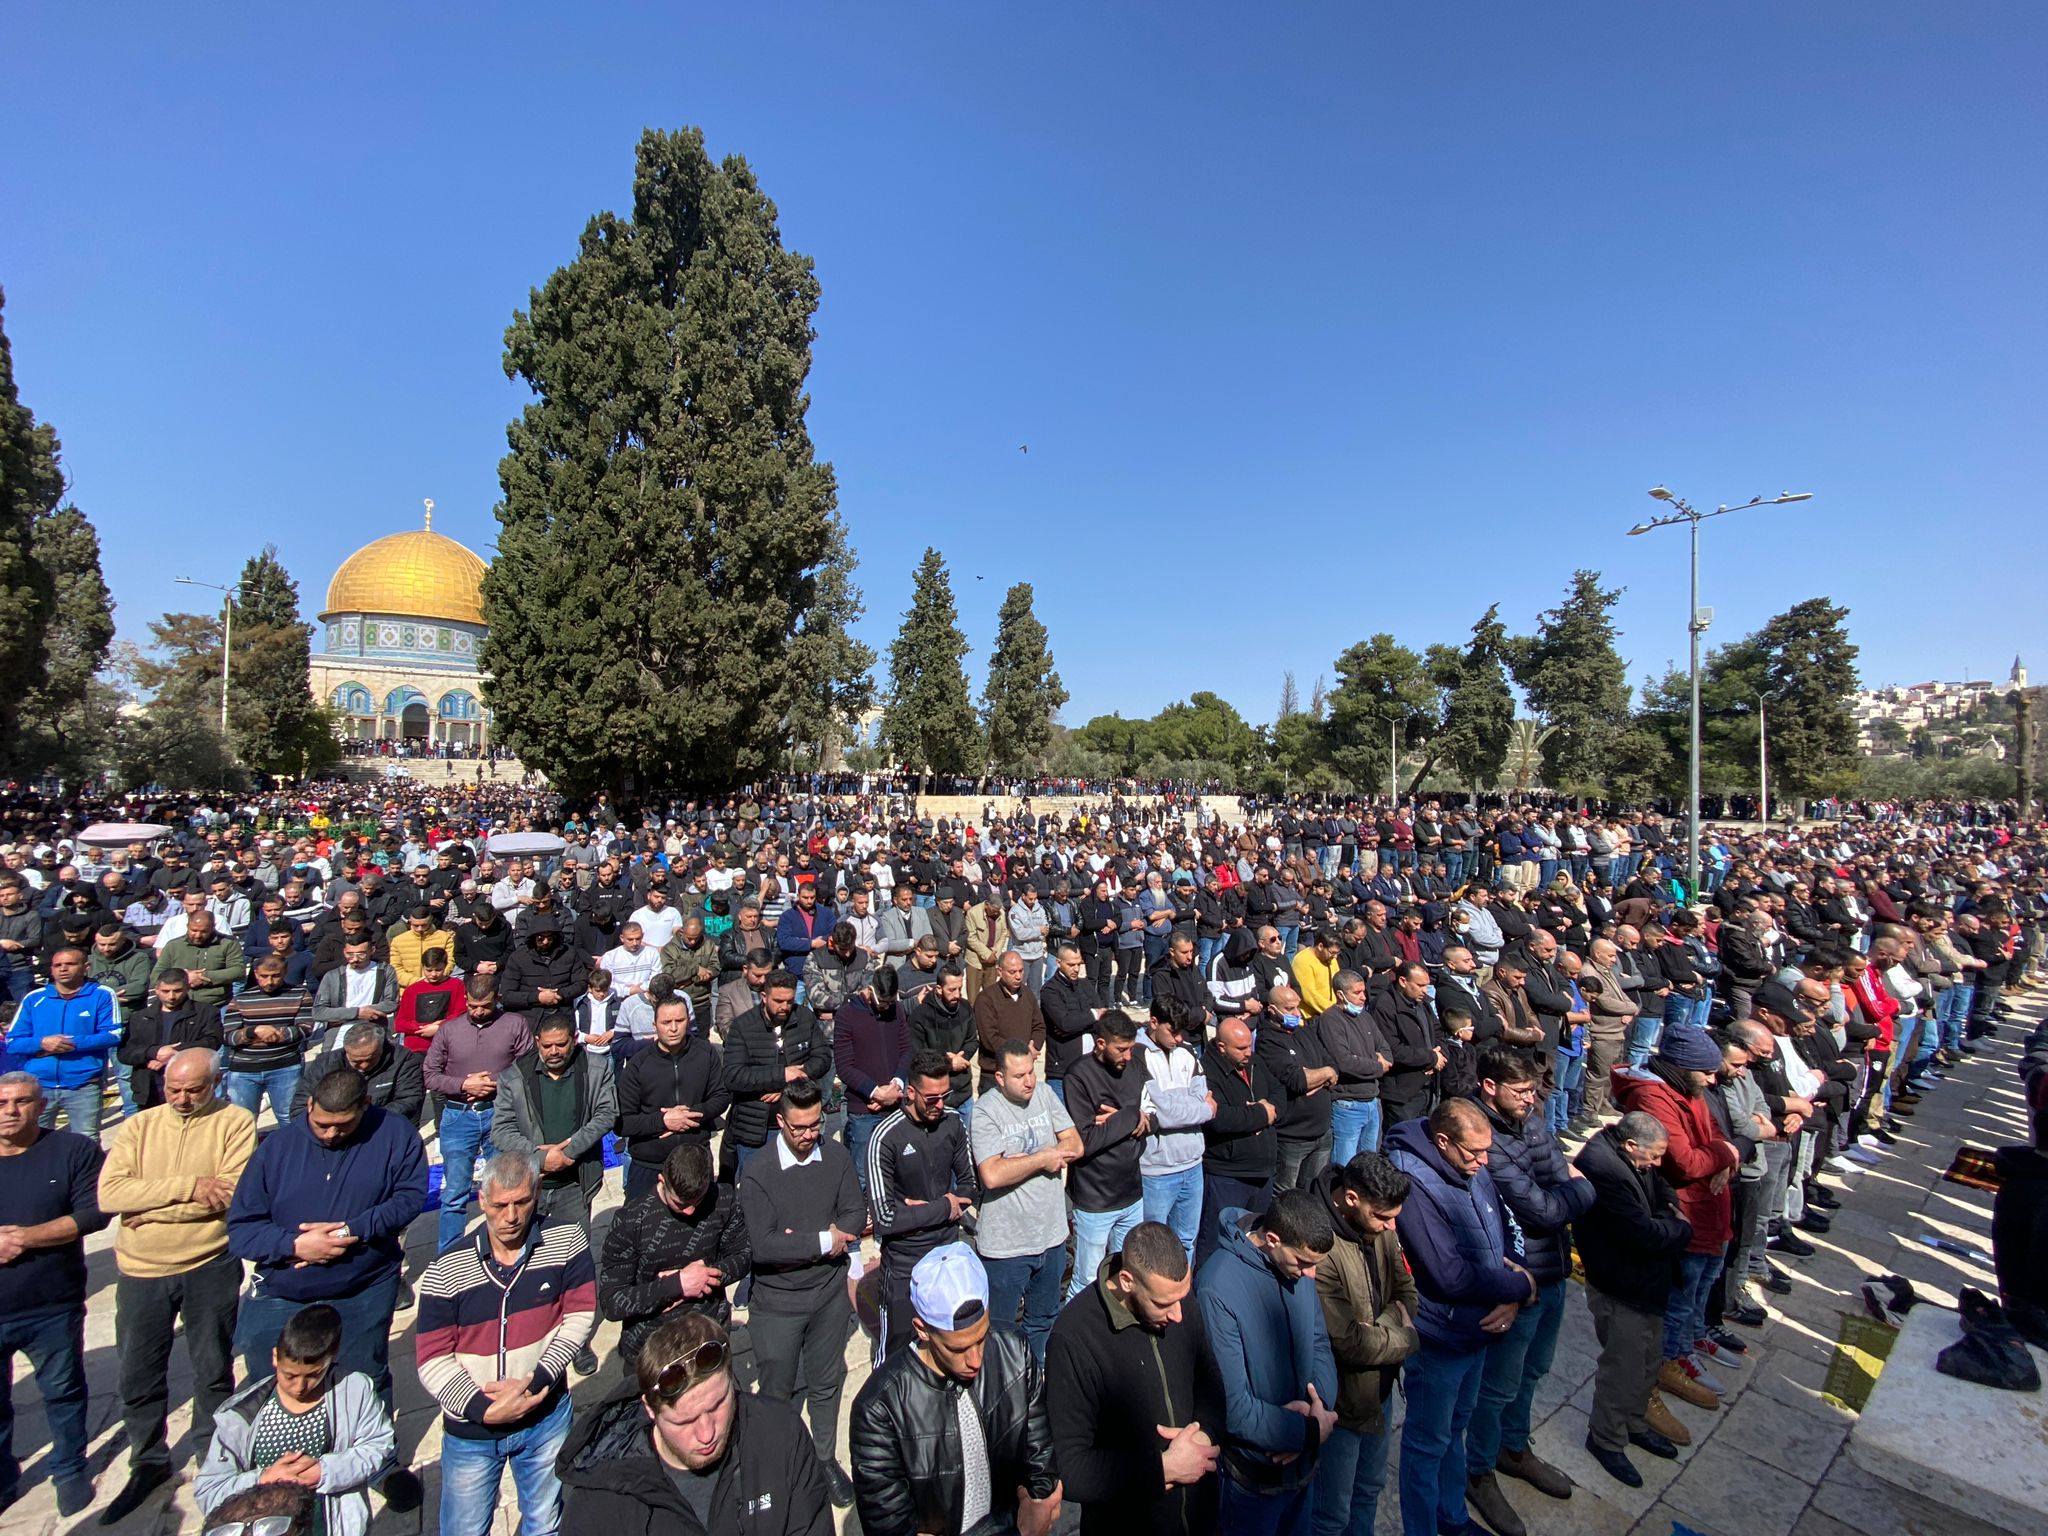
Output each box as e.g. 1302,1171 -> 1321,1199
1215,1017 -> 1255,1069
164,1048 -> 220,1117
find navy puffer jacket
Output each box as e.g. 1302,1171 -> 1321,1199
1385,1117 -> 1532,1351
1473,1096 -> 1596,1286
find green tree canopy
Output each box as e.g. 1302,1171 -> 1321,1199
0,289 -> 65,774
981,582 -> 1066,773
1412,605 -> 1515,793
778,523 -> 876,769
1514,570 -> 1636,794
482,126 -> 861,796
1324,634 -> 1436,795
17,505 -> 115,780
883,548 -> 980,781
228,548 -> 336,778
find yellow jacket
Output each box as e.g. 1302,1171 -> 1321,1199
98,1099 -> 257,1278
1292,947 -> 1341,1017
387,925 -> 455,989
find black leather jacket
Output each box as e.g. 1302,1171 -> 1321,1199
848,1324 -> 1057,1536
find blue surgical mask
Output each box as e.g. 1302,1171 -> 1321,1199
1342,1002 -> 1364,1016
1281,1012 -> 1302,1030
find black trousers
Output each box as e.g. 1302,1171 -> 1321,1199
117,1250 -> 241,1471
749,1282 -> 851,1464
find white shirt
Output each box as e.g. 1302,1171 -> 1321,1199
631,904 -> 685,949
602,943 -> 662,1037
343,963 -> 380,1011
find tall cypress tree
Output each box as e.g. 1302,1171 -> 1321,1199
19,506 -> 115,778
1515,570 -> 1636,793
483,127 -> 860,796
884,548 -> 980,785
0,289 -> 63,773
981,582 -> 1066,774
230,548 -> 334,778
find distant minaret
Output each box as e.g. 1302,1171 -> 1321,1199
2014,655 -> 2029,691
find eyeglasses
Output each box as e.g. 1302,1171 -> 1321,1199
646,1337 -> 730,1402
782,1118 -> 824,1139
207,1520 -> 298,1536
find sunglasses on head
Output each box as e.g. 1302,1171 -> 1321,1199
646,1337 -> 730,1402
208,1521 -> 298,1536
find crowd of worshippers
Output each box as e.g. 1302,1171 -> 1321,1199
0,791 -> 2043,1536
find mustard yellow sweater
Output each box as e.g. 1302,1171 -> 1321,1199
98,1099 -> 258,1278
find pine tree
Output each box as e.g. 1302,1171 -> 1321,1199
776,523 -> 876,770
1514,571 -> 1636,793
1749,598 -> 1860,797
1277,671 -> 1300,720
229,548 -> 335,778
981,583 -> 1066,773
1308,675 -> 1328,721
1324,635 -> 1436,795
18,506 -> 115,778
1417,605 -> 1515,793
883,548 -> 980,785
483,127 -> 859,796
0,289 -> 63,773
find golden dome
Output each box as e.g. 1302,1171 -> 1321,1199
322,518 -> 487,627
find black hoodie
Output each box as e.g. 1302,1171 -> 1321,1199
500,917 -> 587,1015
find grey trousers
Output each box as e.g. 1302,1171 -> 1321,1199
750,1282 -> 852,1463
1579,1030 -> 1628,1122
1724,1175 -> 1767,1303
1587,1287 -> 1665,1451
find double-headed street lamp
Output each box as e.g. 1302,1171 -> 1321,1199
1629,488 -> 1813,899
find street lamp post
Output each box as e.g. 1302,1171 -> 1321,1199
1629,489 -> 1813,900
174,575 -> 247,745
1754,690 -> 1772,828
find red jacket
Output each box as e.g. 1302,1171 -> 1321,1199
1846,962 -> 1899,1052
1612,1065 -> 1738,1254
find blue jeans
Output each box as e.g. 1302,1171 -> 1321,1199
1537,858 -> 1559,888
1330,1100 -> 1382,1167
1547,1052 -> 1584,1134
1278,923 -> 1301,959
227,1065 -> 301,1126
438,1392 -> 572,1536
846,1110 -> 884,1193
1219,1475 -> 1313,1536
1045,1079 -> 1064,1108
1468,1278 -> 1566,1474
37,1073 -> 103,1140
1398,1339 -> 1488,1536
1443,850 -> 1467,885
1319,846 -> 1341,878
1313,1421 -> 1391,1536
438,1101 -> 496,1252
1143,1166 -> 1203,1263
1198,935 -> 1225,975
0,1304 -> 88,1490
1662,1250 -> 1723,1361
1627,1002 -> 1669,1066
236,1269 -> 400,1405
983,1243 -> 1066,1364
1941,984 -> 1974,1053
1067,1199 -> 1143,1302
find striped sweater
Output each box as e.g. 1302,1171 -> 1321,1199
414,1219 -> 597,1439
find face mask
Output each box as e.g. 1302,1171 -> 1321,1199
1342,1002 -> 1363,1016
1280,1012 -> 1302,1030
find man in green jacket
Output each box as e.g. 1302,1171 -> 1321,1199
152,910 -> 248,1011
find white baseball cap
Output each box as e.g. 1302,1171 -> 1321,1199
909,1243 -> 988,1330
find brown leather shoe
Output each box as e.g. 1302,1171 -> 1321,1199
1658,1356 -> 1721,1410
1496,1445 -> 1573,1499
1465,1472 -> 1528,1536
1645,1390 -> 1692,1446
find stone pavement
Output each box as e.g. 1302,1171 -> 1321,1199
3,989 -> 2038,1536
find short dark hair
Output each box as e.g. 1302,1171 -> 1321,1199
309,1065 -> 368,1114
1116,1221 -> 1191,1283
1096,1010 -> 1137,1043
1259,1188 -> 1335,1253
869,965 -> 899,1004
535,1014 -> 575,1039
277,1302 -> 342,1363
764,969 -> 799,994
745,947 -> 775,970
997,1039 -> 1035,1070
1477,1046 -> 1538,1087
407,904 -> 433,921
780,1077 -> 824,1115
660,1142 -> 712,1206
465,973 -> 498,1002
421,946 -> 448,968
908,1048 -> 954,1086
1335,1149 -> 1411,1211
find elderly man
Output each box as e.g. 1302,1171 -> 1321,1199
1571,1110 -> 1692,1486
1577,938 -> 1639,1128
975,949 -> 1047,1080
416,1150 -> 597,1536
96,1049 -> 258,1522
0,1070 -> 110,1518
292,1021 -> 426,1124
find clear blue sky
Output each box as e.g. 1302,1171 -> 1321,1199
4,3 -> 2043,726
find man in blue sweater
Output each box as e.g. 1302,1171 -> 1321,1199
1195,1189 -> 1339,1536
4,946 -> 122,1140
226,1065 -> 427,1506
1387,1099 -> 1536,1536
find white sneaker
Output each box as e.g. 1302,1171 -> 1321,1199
1686,1353 -> 1728,1395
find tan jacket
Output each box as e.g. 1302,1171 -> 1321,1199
964,905 -> 1011,968
1316,1204 -> 1420,1434
98,1099 -> 257,1278
1581,961 -> 1639,1032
